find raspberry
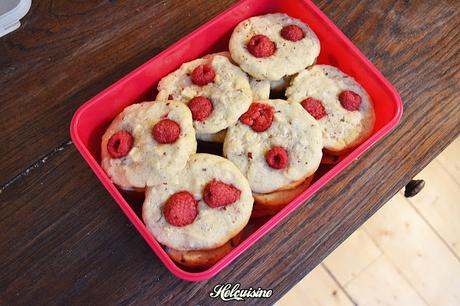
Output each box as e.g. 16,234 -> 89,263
239,103 -> 275,132
339,90 -> 361,111
191,64 -> 215,86
163,191 -> 198,227
188,96 -> 213,121
203,179 -> 241,208
152,119 -> 181,144
247,35 -> 276,58
301,98 -> 327,120
280,25 -> 305,42
265,146 -> 289,169
107,131 -> 133,159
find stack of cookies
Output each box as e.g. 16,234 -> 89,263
100,13 -> 375,269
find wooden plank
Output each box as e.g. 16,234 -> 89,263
277,265 -> 355,306
323,229 -> 381,285
407,158 -> 460,258
364,193 -> 460,306
436,137 -> 460,185
345,256 -> 427,306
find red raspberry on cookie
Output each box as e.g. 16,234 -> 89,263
240,103 -> 275,132
188,96 -> 213,121
339,90 -> 362,111
107,131 -> 133,158
281,25 -> 305,42
163,191 -> 198,227
301,98 -> 327,120
152,119 -> 181,144
265,146 -> 289,169
203,179 -> 241,208
191,64 -> 215,86
247,35 -> 276,58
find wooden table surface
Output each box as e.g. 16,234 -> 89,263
1,0 -> 458,304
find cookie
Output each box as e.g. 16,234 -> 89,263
286,65 -> 376,152
142,153 -> 253,253
101,101 -> 196,189
223,99 -> 323,194
156,54 -> 252,138
229,13 -> 320,80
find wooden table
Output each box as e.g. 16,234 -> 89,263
1,0 -> 458,304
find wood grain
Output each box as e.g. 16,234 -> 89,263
407,160 -> 460,258
364,193 -> 460,306
344,256 -> 427,306
323,229 -> 381,286
437,137 -> 460,185
0,0 -> 459,304
277,264 -> 355,306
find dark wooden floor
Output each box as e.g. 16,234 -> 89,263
0,0 -> 459,304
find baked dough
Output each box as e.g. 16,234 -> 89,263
142,154 -> 253,251
223,99 -> 323,194
156,55 -> 252,136
101,101 -> 196,189
286,65 -> 375,152
229,13 -> 320,80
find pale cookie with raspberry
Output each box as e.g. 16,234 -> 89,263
142,154 -> 253,253
223,99 -> 323,194
229,13 -> 320,80
286,65 -> 375,152
101,101 -> 196,190
156,55 -> 252,138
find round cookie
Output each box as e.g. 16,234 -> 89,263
142,154 -> 253,254
223,99 -> 323,194
156,54 -> 252,137
286,65 -> 376,152
101,101 -> 196,190
229,13 -> 320,80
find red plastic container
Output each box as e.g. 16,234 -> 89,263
70,0 -> 402,281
